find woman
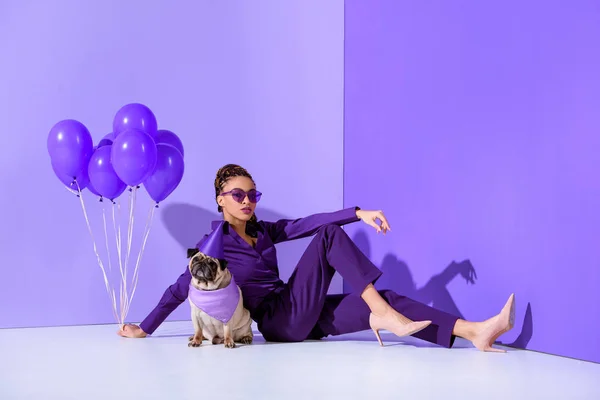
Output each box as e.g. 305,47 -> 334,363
119,164 -> 515,352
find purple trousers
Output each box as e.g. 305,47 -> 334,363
256,225 -> 460,348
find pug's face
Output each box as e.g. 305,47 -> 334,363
189,252 -> 229,290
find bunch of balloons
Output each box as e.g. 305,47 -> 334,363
47,103 -> 185,204
46,103 -> 185,327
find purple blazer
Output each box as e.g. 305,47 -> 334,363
139,207 -> 360,335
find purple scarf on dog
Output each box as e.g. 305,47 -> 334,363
188,276 -> 240,323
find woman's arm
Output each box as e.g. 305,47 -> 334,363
119,235 -> 208,338
137,267 -> 192,335
262,207 -> 361,244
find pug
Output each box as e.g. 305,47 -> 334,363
186,248 -> 253,348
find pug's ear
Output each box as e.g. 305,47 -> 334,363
187,248 -> 200,259
217,258 -> 228,270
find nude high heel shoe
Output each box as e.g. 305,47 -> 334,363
369,313 -> 432,346
472,293 -> 516,352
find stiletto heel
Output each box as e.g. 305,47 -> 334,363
372,328 -> 383,346
369,312 -> 432,344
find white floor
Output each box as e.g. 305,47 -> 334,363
1,321 -> 598,400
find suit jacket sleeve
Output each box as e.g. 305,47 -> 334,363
139,234 -> 208,335
262,207 -> 360,244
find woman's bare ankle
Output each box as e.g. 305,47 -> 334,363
452,319 -> 480,341
360,284 -> 415,324
361,284 -> 392,316
369,304 -> 392,317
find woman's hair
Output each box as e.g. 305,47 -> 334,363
214,164 -> 258,223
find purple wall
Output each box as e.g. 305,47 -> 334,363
344,0 -> 600,363
0,0 -> 345,328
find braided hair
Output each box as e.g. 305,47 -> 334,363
214,164 -> 258,223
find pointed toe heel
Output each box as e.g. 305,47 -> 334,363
369,313 -> 432,346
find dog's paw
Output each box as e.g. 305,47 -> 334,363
238,335 -> 253,345
212,337 -> 224,345
188,337 -> 202,347
188,335 -> 194,341
224,337 -> 236,349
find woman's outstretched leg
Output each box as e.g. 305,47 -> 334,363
309,290 -> 515,351
257,224 -> 430,342
308,290 -> 459,347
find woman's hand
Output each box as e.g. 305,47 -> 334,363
356,209 -> 391,234
117,323 -> 147,338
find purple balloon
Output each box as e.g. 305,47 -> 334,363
143,143 -> 185,203
52,159 -> 89,192
98,132 -> 114,148
155,130 -> 184,157
84,147 -> 101,197
113,103 -> 158,138
88,146 -> 127,200
111,129 -> 158,187
47,119 -> 93,178
87,180 -> 101,197
97,139 -> 112,148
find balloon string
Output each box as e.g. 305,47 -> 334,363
124,202 -> 156,320
114,200 -> 127,327
121,190 -> 131,324
63,185 -> 78,196
74,181 -> 119,325
126,187 -> 136,320
102,200 -> 118,327
119,200 -> 129,326
120,186 -> 137,325
102,202 -> 112,274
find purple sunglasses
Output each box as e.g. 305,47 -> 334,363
220,188 -> 262,204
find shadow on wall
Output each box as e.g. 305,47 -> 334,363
499,302 -> 534,349
349,229 -> 534,348
160,202 -> 309,281
161,202 -> 292,248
